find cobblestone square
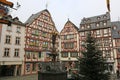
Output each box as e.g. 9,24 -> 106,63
0,74 -> 38,80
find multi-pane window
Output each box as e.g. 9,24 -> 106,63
70,53 -> 78,57
32,52 -> 37,59
104,50 -> 111,58
80,32 -> 85,36
64,43 -> 74,49
81,26 -> 84,29
96,30 -> 100,36
96,39 -> 102,46
61,53 -> 68,57
32,63 -> 36,71
104,29 -> 109,35
113,26 -> 117,30
7,25 -> 12,31
4,48 -> 10,57
103,38 -> 109,46
14,49 -> 19,57
26,52 -> 31,59
64,34 -> 74,40
29,39 -> 39,46
87,25 -> 90,28
32,29 -> 39,36
42,42 -> 48,48
42,32 -> 47,38
96,23 -> 100,27
38,22 -> 43,27
16,27 -> 21,33
15,37 -> 20,45
44,16 -> 49,21
103,21 -> 107,26
5,35 -> 11,44
38,52 -> 41,58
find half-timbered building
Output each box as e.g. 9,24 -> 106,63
24,9 -> 58,75
60,19 -> 79,71
111,21 -> 120,73
79,12 -> 115,74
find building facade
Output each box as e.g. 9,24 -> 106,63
111,21 -> 120,73
0,16 -> 25,76
60,19 -> 79,71
79,12 -> 115,73
24,9 -> 59,75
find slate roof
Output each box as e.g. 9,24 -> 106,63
111,21 -> 120,38
25,9 -> 59,33
0,15 -> 24,26
25,9 -> 53,25
80,12 -> 110,24
79,12 -> 111,31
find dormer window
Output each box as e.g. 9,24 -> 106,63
113,25 -> 117,30
87,19 -> 91,22
97,17 -> 100,20
96,23 -> 100,27
81,25 -> 85,29
83,19 -> 86,23
103,15 -> 107,19
87,24 -> 90,28
13,17 -> 19,22
103,22 -> 107,26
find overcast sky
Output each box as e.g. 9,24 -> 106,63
8,0 -> 120,32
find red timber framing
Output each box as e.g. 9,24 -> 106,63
79,12 -> 115,73
24,9 -> 59,75
60,19 -> 79,71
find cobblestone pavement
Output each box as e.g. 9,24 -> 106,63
0,74 -> 120,80
0,74 -> 38,80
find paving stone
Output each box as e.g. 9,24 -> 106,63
0,74 -> 38,80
